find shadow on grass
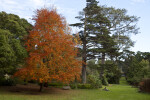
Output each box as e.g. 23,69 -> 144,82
0,83 -> 71,95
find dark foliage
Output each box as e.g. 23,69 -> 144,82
139,78 -> 150,93
70,84 -> 92,89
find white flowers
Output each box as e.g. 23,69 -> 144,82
4,74 -> 10,80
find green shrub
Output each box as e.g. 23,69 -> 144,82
70,84 -> 77,89
37,82 -> 66,88
127,76 -> 141,86
48,82 -> 65,88
102,76 -> 109,86
70,84 -> 92,89
104,60 -> 121,84
0,78 -> 16,86
28,80 -> 37,84
77,84 -> 92,89
70,84 -> 76,89
48,82 -> 63,86
88,75 -> 102,88
16,79 -> 28,85
107,71 -> 121,84
125,58 -> 149,86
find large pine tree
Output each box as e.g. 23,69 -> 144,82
71,0 -> 117,83
71,0 -> 139,83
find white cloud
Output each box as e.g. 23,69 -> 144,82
0,0 -> 59,22
0,0 -> 76,26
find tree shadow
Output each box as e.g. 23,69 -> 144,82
0,83 -> 71,95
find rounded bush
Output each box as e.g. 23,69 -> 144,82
77,84 -> 92,89
0,78 -> 16,86
88,75 -> 102,88
70,84 -> 92,89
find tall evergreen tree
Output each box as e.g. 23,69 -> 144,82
99,6 -> 139,60
85,0 -> 117,79
71,0 -> 139,83
70,0 -> 98,83
71,0 -> 115,82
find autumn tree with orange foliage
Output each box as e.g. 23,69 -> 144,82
14,7 -> 81,92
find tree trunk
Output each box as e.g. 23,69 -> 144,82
115,55 -> 118,65
81,13 -> 87,84
82,39 -> 87,84
100,52 -> 105,79
39,83 -> 44,92
82,60 -> 86,84
101,53 -> 105,64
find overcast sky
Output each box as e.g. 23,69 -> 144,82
0,0 -> 150,52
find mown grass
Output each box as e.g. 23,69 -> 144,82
119,77 -> 128,85
0,78 -> 149,100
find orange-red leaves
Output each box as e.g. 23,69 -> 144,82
14,7 -> 81,84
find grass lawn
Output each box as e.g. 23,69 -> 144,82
0,78 -> 150,100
